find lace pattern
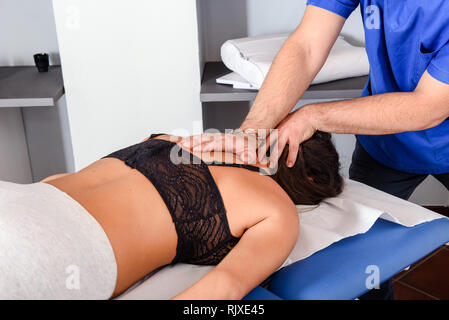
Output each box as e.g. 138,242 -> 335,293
102,138 -> 240,266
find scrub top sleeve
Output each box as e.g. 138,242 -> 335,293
428,43 -> 449,85
306,0 -> 360,19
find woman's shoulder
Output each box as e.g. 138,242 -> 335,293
257,177 -> 298,219
229,168 -> 298,218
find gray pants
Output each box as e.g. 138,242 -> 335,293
0,181 -> 117,299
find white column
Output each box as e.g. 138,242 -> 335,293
52,0 -> 203,170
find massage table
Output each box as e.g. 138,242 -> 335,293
118,180 -> 449,300
244,218 -> 449,300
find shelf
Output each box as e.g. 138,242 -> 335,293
200,62 -> 368,103
0,66 -> 64,108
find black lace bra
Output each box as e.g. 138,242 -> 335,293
102,133 -> 261,265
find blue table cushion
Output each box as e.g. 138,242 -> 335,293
243,286 -> 283,300
268,218 -> 449,300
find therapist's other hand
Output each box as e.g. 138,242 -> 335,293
274,106 -> 317,168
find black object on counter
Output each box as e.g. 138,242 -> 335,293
33,53 -> 49,72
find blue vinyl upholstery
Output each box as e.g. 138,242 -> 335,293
245,218 -> 449,300
243,286 -> 283,300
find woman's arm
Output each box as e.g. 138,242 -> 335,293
172,203 -> 299,300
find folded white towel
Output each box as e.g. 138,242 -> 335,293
216,71 -> 257,90
220,34 -> 370,89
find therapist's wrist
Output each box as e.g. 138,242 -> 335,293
240,102 -> 282,130
298,104 -> 321,132
239,118 -> 270,131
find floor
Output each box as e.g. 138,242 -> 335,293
393,206 -> 449,300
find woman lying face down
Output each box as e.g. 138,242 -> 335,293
4,131 -> 342,300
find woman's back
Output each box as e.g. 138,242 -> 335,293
45,134 -> 295,296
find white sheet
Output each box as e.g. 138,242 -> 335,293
117,179 -> 445,300
220,34 -> 370,89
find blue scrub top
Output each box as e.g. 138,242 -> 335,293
306,0 -> 449,174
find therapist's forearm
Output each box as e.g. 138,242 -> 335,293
306,91 -> 447,135
238,5 -> 346,131
240,38 -> 321,130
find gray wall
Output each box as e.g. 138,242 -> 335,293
0,0 -> 68,183
0,108 -> 33,183
0,0 -> 60,66
199,0 -> 366,62
199,0 -> 249,62
246,0 -> 365,45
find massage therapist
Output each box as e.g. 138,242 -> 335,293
183,1 -> 449,299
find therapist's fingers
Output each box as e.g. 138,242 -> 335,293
182,133 -> 229,153
190,133 -> 242,154
182,131 -> 273,164
269,133 -> 288,169
286,135 -> 301,168
180,134 -> 213,149
199,133 -> 239,153
233,133 -> 254,163
256,129 -> 276,165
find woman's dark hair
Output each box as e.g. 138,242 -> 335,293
271,131 -> 343,205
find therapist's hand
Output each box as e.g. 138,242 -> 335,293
273,106 -> 317,167
181,130 -> 268,164
181,106 -> 317,168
